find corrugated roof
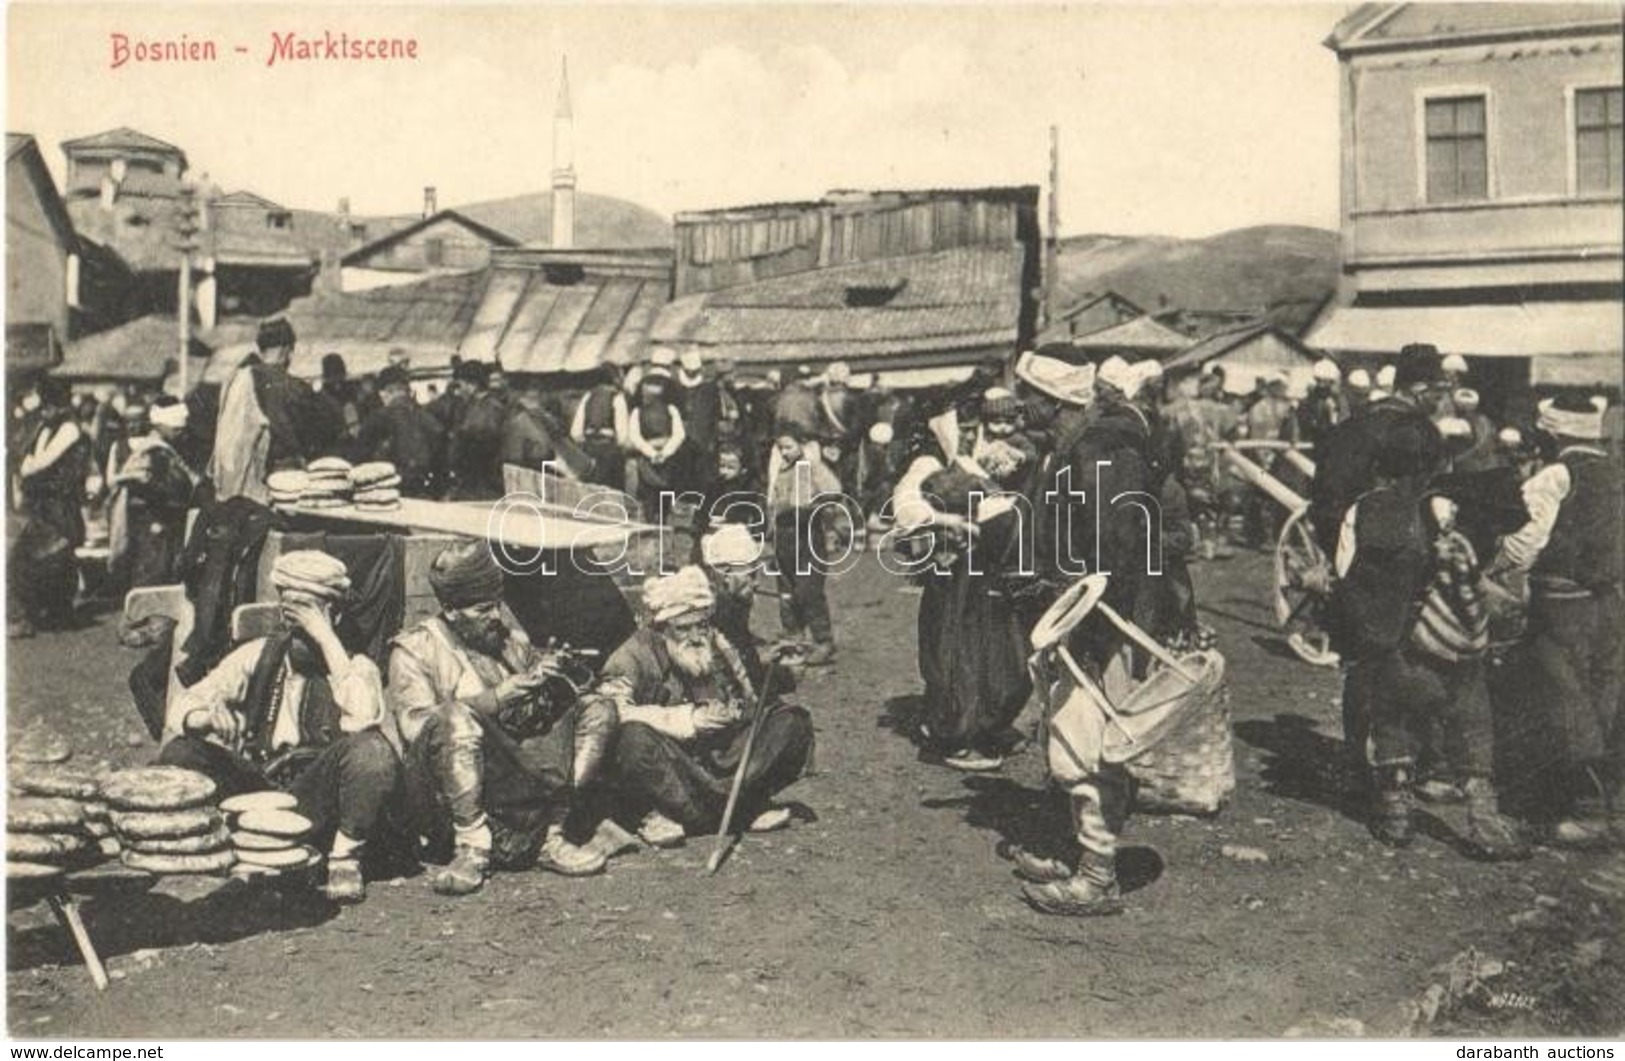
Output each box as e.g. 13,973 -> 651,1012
281,249 -> 671,377
650,245 -> 1022,366
55,314 -> 210,381
1067,314 -> 1191,352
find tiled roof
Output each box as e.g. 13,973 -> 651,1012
1326,3 -> 1620,51
67,194 -> 316,273
650,245 -> 1022,365
54,314 -> 210,381
340,210 -> 520,268
284,272 -> 484,378
1067,314 -> 1191,352
1162,322 -> 1314,372
61,127 -> 186,158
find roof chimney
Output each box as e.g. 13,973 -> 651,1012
423,186 -> 437,218
550,57 -> 576,250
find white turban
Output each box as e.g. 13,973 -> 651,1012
1014,351 -> 1093,406
1497,427 -> 1523,448
1346,369 -> 1372,391
271,550 -> 351,602
826,361 -> 852,385
1442,354 -> 1468,375
1312,359 -> 1339,383
1436,416 -> 1473,442
701,525 -> 764,570
1376,365 -> 1397,389
1537,396 -> 1608,441
679,349 -> 703,372
649,348 -> 677,368
643,566 -> 715,625
868,421 -> 895,446
149,403 -> 188,429
1097,356 -> 1134,394
1453,388 -> 1480,411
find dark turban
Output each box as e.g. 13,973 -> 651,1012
428,540 -> 505,610
257,317 -> 296,352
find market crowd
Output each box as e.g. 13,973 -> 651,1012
7,316 -> 1622,916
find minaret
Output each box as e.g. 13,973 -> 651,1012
551,57 -> 576,250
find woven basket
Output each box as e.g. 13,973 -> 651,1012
1124,655 -> 1236,816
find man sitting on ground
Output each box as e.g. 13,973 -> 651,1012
593,567 -> 814,848
386,541 -> 615,895
159,550 -> 401,903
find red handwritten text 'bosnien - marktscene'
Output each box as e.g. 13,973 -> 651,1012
109,31 -> 420,69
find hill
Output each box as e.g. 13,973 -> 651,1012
452,191 -> 672,249
1053,224 -> 1339,336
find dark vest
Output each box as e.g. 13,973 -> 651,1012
639,399 -> 675,441
1534,450 -> 1624,591
583,386 -> 619,434
239,633 -> 343,761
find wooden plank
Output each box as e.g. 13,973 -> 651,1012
273,497 -> 650,551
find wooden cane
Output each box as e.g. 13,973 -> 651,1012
705,661 -> 779,876
48,893 -> 108,991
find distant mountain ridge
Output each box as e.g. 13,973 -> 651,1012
452,191 -> 672,249
1053,224 -> 1339,335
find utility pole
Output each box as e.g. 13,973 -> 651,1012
174,176 -> 202,395
1044,124 -> 1060,332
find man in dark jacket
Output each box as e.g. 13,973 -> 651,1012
355,366 -> 444,497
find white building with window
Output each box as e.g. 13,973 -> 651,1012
1308,3 -> 1623,412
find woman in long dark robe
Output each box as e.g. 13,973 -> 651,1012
894,408 -> 1034,771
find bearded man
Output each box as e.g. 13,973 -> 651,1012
595,567 -> 814,847
157,551 -> 401,903
387,541 -> 614,896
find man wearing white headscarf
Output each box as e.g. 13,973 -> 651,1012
107,398 -> 199,590
1488,395 -> 1623,848
594,567 -> 814,846
159,550 -> 400,902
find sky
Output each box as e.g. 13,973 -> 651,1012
6,3 -> 1351,239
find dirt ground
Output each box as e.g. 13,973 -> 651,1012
7,552 -> 1623,1039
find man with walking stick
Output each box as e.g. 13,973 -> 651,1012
593,567 -> 815,849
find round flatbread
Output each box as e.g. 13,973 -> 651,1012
8,860 -> 65,882
266,470 -> 309,493
234,844 -> 317,868
121,848 -> 235,876
7,831 -> 90,862
11,767 -> 100,800
353,487 -> 401,504
82,801 -> 110,822
9,730 -> 72,765
235,809 -> 313,839
101,767 -> 215,812
307,457 -> 353,475
109,807 -> 220,840
231,830 -> 297,852
349,461 -> 397,485
298,497 -> 352,509
354,501 -> 401,513
219,791 -> 299,816
8,797 -> 85,833
128,824 -> 231,856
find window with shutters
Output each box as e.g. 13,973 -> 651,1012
1575,86 -> 1623,194
1424,95 -> 1488,203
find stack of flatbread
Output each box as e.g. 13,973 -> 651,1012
221,792 -> 319,876
267,469 -> 310,506
7,789 -> 96,884
349,462 -> 402,512
301,457 -> 354,508
103,767 -> 234,876
10,765 -> 115,857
